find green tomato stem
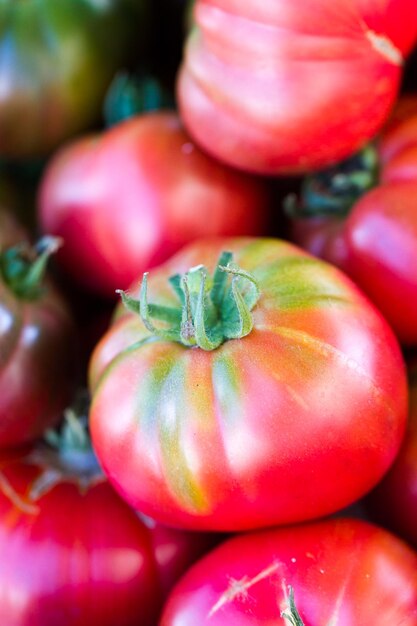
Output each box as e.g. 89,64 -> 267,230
285,144 -> 379,219
0,235 -> 62,300
103,71 -> 175,127
117,251 -> 260,351
281,587 -> 305,626
44,396 -> 101,477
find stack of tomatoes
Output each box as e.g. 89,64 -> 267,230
1,0 -> 417,624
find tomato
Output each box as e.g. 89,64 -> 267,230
39,111 -> 270,298
0,417 -> 216,626
0,0 -> 146,158
289,97 -> 417,345
177,0 -> 417,175
160,517 -> 417,626
0,231 -> 76,447
89,237 -> 406,531
365,360 -> 417,549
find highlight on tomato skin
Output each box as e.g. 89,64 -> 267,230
38,111 -> 271,299
0,415 -> 218,626
160,517 -> 417,626
89,236 -> 408,532
177,0 -> 417,175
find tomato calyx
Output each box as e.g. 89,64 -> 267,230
117,251 -> 260,350
280,586 -> 305,626
43,402 -> 101,482
0,235 -> 62,300
103,71 -> 175,127
285,145 -> 379,219
0,406 -> 102,515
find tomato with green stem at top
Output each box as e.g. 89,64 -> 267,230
89,237 -> 407,531
0,231 -> 77,447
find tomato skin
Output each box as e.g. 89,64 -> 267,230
39,111 -> 270,298
0,0 -> 146,158
89,237 -> 407,531
366,363 -> 417,548
0,445 -> 216,626
160,517 -> 417,626
290,97 -> 417,345
0,286 -> 76,447
177,0 -> 417,175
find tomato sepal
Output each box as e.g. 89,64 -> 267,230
117,250 -> 260,351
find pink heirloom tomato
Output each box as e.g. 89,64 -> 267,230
160,517 -> 417,626
289,96 -> 417,345
89,237 -> 407,531
39,111 -> 270,298
177,0 -> 417,175
0,416 -> 216,626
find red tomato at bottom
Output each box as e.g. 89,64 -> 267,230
161,518 -> 417,626
0,444 -> 215,626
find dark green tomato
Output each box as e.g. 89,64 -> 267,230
0,0 -> 147,158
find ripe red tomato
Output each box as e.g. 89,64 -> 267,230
89,237 -> 407,531
160,517 -> 417,626
0,427 -> 216,626
39,111 -> 270,298
177,0 -> 417,175
289,96 -> 417,345
365,360 -> 417,548
0,223 -> 77,447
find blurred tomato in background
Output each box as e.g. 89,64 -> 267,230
0,0 -> 148,159
38,111 -> 271,298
